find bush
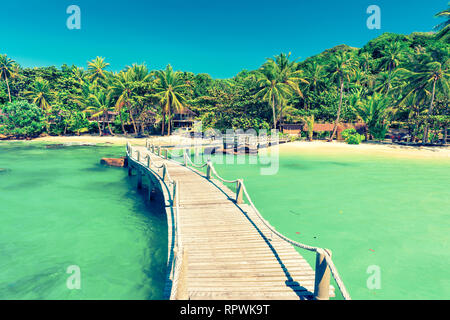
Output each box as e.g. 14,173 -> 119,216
0,101 -> 45,138
342,128 -> 365,145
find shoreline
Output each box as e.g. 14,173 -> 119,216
2,135 -> 450,160
277,140 -> 450,160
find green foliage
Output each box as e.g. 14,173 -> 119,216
341,128 -> 365,144
0,7 -> 448,141
0,100 -> 45,137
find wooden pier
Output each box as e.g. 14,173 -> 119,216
126,142 -> 351,300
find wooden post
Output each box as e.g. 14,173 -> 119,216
165,149 -> 168,159
162,165 -> 167,181
314,248 -> 331,300
206,161 -> 212,180
183,149 -> 188,166
236,179 -> 244,204
147,155 -> 151,168
137,170 -> 143,189
136,150 -> 140,162
158,146 -> 161,156
152,145 -> 155,153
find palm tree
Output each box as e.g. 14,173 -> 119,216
435,3 -> 450,40
398,59 -> 449,143
267,53 -> 308,125
83,89 -> 114,136
327,51 -> 358,141
304,62 -> 326,95
25,78 -> 52,111
0,54 -> 16,103
434,3 -> 450,30
153,64 -> 188,135
109,71 -> 135,135
355,93 -> 390,140
87,57 -> 110,86
378,42 -> 404,94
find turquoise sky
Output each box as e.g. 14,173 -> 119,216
0,0 -> 445,78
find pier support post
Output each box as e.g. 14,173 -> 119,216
314,248 -> 331,300
183,149 -> 188,166
162,165 -> 167,181
147,155 -> 151,168
236,179 -> 244,204
165,149 -> 168,160
136,151 -> 140,162
137,170 -> 143,189
158,146 -> 161,156
206,161 -> 212,179
152,145 -> 155,153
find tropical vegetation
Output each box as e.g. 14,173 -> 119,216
0,5 -> 448,144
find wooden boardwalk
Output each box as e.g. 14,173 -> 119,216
127,143 -> 349,300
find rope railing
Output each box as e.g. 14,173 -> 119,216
126,141 -> 184,300
141,140 -> 351,300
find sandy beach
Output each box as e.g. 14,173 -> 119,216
4,135 -> 450,160
278,141 -> 450,160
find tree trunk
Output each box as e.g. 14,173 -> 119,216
97,117 -> 102,136
386,65 -> 392,95
167,109 -> 172,136
272,95 -> 276,130
161,113 -> 165,136
4,74 -> 11,103
108,121 -> 114,135
423,79 -> 437,144
118,111 -> 127,135
329,78 -> 344,141
128,108 -> 138,135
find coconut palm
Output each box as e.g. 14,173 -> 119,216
377,42 -> 404,94
83,89 -> 114,136
109,71 -> 133,135
153,64 -> 188,135
434,3 -> 450,31
87,57 -> 110,86
0,54 -> 16,103
355,93 -> 390,140
398,58 -> 449,143
25,78 -> 53,111
327,51 -> 358,141
256,56 -> 307,129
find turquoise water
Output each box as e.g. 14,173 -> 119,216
187,150 -> 450,300
2,142 -> 449,300
0,142 -> 167,300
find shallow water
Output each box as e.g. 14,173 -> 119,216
0,142 -> 167,300
2,142 -> 449,300
189,149 -> 450,300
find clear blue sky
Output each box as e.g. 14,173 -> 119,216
0,0 -> 445,78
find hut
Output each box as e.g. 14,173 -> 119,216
172,108 -> 196,130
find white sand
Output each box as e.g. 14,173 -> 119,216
14,135 -> 450,160
277,141 -> 450,160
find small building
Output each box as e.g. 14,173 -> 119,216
172,108 -> 196,129
281,123 -> 367,140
